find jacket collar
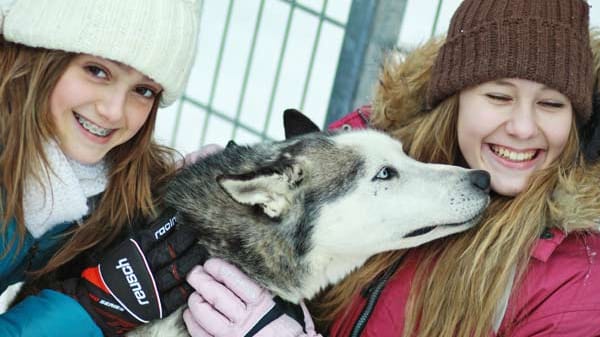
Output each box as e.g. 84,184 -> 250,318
532,228 -> 566,262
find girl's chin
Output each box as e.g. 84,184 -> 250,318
62,146 -> 106,165
490,178 -> 527,196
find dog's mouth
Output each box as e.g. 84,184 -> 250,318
404,226 -> 437,238
403,213 -> 484,238
403,196 -> 490,239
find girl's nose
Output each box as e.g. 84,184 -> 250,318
505,103 -> 539,139
96,90 -> 127,123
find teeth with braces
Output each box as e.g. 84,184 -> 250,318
75,114 -> 111,137
491,145 -> 536,162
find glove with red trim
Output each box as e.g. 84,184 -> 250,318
60,209 -> 207,336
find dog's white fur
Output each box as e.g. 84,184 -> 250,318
299,132 -> 488,300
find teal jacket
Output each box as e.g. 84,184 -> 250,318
0,218 -> 102,337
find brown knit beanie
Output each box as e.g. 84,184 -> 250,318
426,0 -> 593,122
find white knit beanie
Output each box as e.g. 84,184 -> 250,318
0,0 -> 200,106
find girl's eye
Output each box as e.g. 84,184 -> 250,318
538,100 -> 565,109
85,65 -> 109,79
373,166 -> 398,181
485,93 -> 512,102
135,87 -> 157,99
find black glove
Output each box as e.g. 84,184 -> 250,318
61,208 -> 207,336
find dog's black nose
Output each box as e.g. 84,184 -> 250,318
469,170 -> 490,193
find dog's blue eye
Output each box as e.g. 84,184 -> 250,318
374,166 -> 397,180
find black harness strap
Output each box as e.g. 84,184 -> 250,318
244,296 -> 305,337
349,254 -> 405,337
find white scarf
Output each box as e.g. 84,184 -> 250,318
23,141 -> 108,238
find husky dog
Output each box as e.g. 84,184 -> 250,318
129,111 -> 490,336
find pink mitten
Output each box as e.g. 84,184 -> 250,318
183,258 -> 321,337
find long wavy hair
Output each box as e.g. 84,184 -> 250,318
313,91 -> 583,336
0,36 -> 180,272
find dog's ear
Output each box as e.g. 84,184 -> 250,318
283,109 -> 321,139
218,163 -> 303,218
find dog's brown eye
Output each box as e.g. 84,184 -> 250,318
373,166 -> 397,181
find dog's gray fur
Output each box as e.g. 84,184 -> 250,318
131,128 -> 490,336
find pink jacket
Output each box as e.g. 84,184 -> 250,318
327,109 -> 600,337
330,229 -> 600,337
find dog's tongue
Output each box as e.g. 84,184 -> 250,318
404,226 -> 436,238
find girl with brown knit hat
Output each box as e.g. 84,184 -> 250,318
182,0 -> 600,336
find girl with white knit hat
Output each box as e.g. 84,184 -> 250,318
0,0 -> 207,336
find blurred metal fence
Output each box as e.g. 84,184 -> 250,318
156,0 -> 359,154
155,0 -> 600,155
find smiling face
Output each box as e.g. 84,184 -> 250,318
49,55 -> 162,164
457,78 -> 573,196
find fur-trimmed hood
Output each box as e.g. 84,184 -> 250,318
368,35 -> 600,232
